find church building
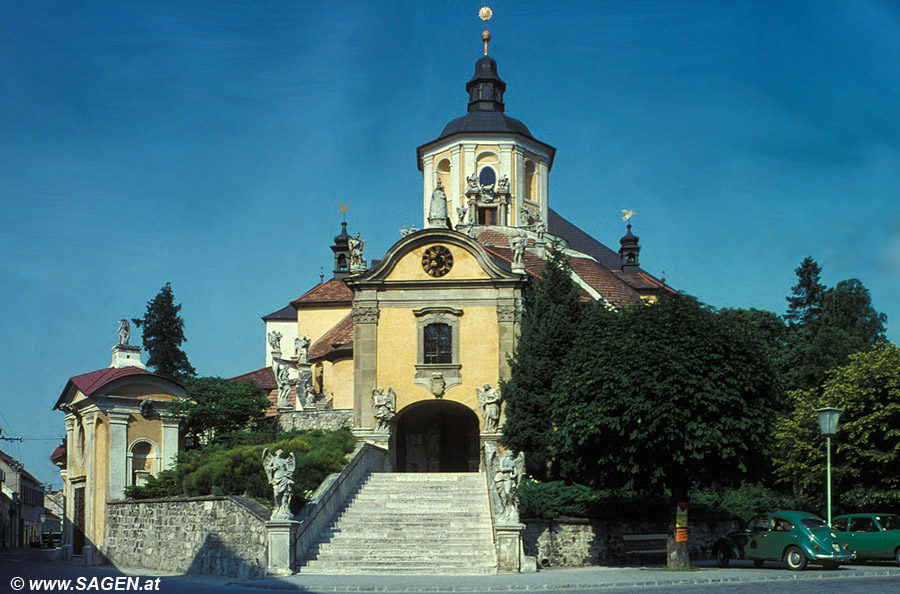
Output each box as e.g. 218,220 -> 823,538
239,17 -> 672,474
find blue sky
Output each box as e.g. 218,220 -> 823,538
1,0 -> 898,487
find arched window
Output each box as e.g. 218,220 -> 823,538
424,323 -> 452,364
337,253 -> 348,271
524,160 -> 536,203
128,439 -> 159,486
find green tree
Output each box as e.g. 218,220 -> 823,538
785,256 -> 826,328
773,343 -> 900,511
783,277 -> 887,392
132,282 -> 195,378
553,294 -> 781,568
501,246 -> 583,478
174,376 -> 271,444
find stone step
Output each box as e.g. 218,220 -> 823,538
300,565 -> 497,575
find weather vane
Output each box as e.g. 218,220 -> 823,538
338,202 -> 349,221
622,209 -> 636,222
479,7 -> 492,56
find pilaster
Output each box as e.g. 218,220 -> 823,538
161,418 -> 180,472
450,146 -> 462,222
351,304 -> 379,429
422,155 -> 434,228
514,147 -> 526,227
107,412 -> 129,500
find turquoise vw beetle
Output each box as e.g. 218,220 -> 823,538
832,513 -> 900,565
713,511 -> 854,570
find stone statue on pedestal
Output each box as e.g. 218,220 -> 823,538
348,233 -> 367,273
295,336 -> 310,364
477,383 -> 502,433
117,319 -> 130,346
510,234 -> 526,273
488,446 -> 525,523
372,386 -> 396,432
267,331 -> 283,352
428,180 -> 449,228
263,448 -> 296,521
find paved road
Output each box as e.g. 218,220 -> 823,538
2,549 -> 899,594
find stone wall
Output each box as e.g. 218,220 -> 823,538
105,496 -> 270,578
522,518 -> 740,568
277,409 -> 353,432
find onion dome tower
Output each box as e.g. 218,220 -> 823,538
416,9 -> 555,231
331,221 -> 352,279
619,224 -> 641,272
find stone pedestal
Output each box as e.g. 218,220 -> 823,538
495,523 -> 536,573
266,520 -> 299,576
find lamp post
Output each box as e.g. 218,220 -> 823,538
816,407 -> 841,526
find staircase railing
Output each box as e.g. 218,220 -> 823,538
292,441 -> 388,568
481,442 -> 500,565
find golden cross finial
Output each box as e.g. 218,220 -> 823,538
622,209 -> 636,221
479,7 -> 492,56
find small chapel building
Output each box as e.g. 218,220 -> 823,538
237,25 -> 672,473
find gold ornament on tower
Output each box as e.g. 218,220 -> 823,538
479,7 -> 493,55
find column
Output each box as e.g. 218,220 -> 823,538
539,160 -> 549,222
422,155 -> 434,228
450,146 -> 461,224
514,148 -> 526,227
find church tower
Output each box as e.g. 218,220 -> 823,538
416,15 -> 555,232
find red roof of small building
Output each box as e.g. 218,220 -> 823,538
54,366 -> 179,410
309,314 -> 354,361
50,445 -> 66,465
291,279 -> 353,307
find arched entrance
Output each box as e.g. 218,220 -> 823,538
393,400 -> 480,472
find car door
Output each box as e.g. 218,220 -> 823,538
744,515 -> 771,559
847,516 -> 880,559
759,516 -> 795,560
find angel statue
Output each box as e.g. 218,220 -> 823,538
267,331 -> 283,352
372,386 -> 396,432
477,383 -> 502,433
295,335 -> 311,364
262,448 -> 296,520
347,232 -> 366,271
489,447 -> 526,521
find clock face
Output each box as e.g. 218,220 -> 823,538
422,245 -> 454,278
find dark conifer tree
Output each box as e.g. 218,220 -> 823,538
784,256 -> 826,327
132,282 -> 196,378
501,246 -> 582,478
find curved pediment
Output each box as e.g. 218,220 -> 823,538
356,229 -> 521,284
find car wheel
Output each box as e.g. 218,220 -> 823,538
753,559 -> 764,568
821,561 -> 839,571
784,546 -> 807,571
715,547 -> 730,568
895,548 -> 900,567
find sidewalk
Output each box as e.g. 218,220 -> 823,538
225,560 -> 900,592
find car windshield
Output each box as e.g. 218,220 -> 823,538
801,518 -> 829,531
877,515 -> 900,531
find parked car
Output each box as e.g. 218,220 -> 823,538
832,513 -> 900,565
713,511 -> 854,571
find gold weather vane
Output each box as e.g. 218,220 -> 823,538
479,7 -> 492,56
622,209 -> 636,221
338,203 -> 349,214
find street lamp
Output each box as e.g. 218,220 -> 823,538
816,407 -> 841,526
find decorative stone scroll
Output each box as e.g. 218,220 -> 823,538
263,448 -> 296,521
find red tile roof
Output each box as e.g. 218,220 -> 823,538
309,314 -> 354,361
50,446 -> 66,465
54,366 -> 178,410
291,279 -> 353,307
228,367 -> 289,417
568,256 -> 643,307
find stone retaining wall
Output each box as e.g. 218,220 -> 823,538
277,409 -> 353,432
522,518 -> 740,567
105,496 -> 270,578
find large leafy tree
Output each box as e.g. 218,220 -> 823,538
132,282 -> 196,378
553,294 -> 781,567
501,246 -> 583,478
174,376 -> 271,445
773,343 -> 900,511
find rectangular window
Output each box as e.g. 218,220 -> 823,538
478,207 -> 497,225
424,324 -> 452,364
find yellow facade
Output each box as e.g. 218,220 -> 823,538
298,306 -> 352,345
384,244 -> 491,282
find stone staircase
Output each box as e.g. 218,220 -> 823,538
299,472 -> 497,574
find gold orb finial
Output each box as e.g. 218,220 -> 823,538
479,7 -> 493,55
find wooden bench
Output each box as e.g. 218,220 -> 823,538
623,534 -> 668,564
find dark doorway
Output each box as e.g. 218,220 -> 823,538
394,400 -> 480,472
72,486 -> 85,555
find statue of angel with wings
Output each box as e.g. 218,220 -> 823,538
489,448 -> 526,521
262,448 -> 296,520
372,386 -> 396,432
477,383 -> 502,433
